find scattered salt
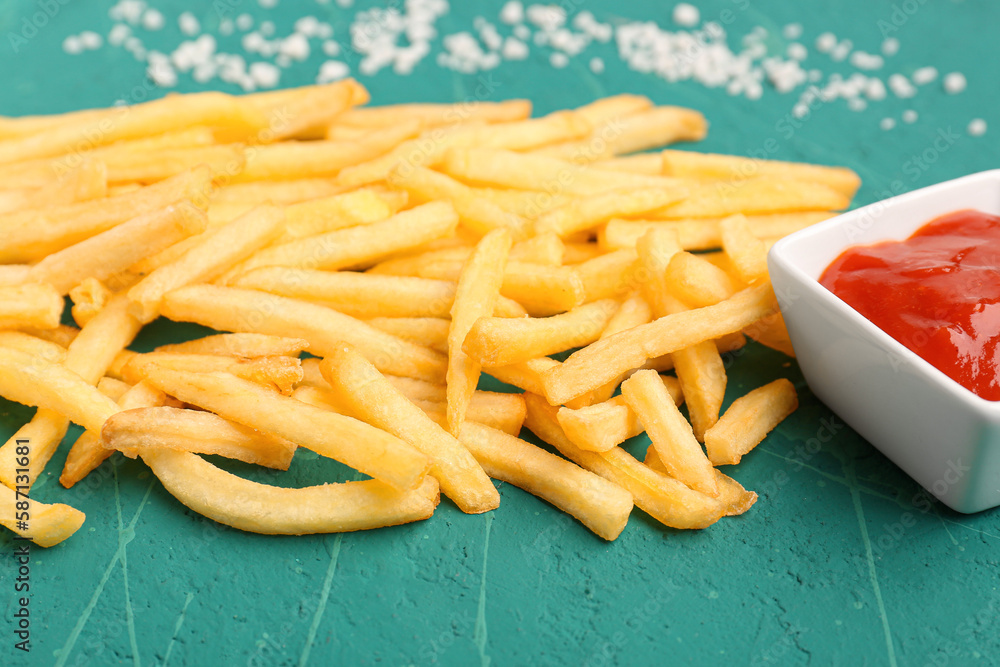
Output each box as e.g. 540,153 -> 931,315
673,4 -> 700,28
888,73 -> 916,98
590,57 -> 604,74
550,52 -> 569,68
79,31 -> 103,50
500,1 -> 524,25
178,12 -> 200,37
783,23 -> 802,40
62,36 -> 83,55
849,52 -> 883,71
943,72 -> 966,94
968,118 -> 987,136
236,14 -> 254,32
249,62 -> 280,88
902,109 -> 917,123
912,66 -> 937,85
141,9 -> 165,32
815,32 -> 836,53
880,117 -> 895,130
881,37 -> 899,57
501,37 -> 528,60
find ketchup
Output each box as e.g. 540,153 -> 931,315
819,209 -> 1000,401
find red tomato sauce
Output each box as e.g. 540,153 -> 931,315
819,209 -> 1000,400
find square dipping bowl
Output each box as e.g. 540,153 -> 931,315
768,170 -> 1000,513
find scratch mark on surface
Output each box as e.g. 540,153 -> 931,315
942,519 -> 1000,542
54,480 -> 154,667
757,447 -> 848,485
115,466 -> 141,667
844,460 -> 897,667
474,513 -> 493,667
162,592 -> 194,667
298,533 -> 345,667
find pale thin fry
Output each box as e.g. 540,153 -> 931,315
0,484 -> 85,547
154,333 -> 308,358
523,394 -> 724,529
122,353 -> 303,394
28,203 -> 207,295
366,317 -> 450,353
645,448 -> 757,516
557,375 -> 682,452
661,149 -> 861,198
464,298 -> 619,367
223,201 -> 458,275
672,341 -> 728,441
161,285 -> 448,382
59,381 -> 166,488
664,251 -> 739,308
102,406 -> 296,470
719,213 -> 770,284
705,378 -> 799,466
141,366 -> 430,490
127,205 -> 284,322
0,283 -> 64,329
621,369 -> 718,496
447,229 -> 512,435
541,282 -> 780,404
652,178 -> 850,218
141,448 -> 439,534
459,422 -> 633,540
319,347 -> 499,513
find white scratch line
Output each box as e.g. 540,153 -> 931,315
54,480 -> 154,667
298,534 -> 345,667
845,462 -> 897,667
474,513 -> 493,667
162,592 -> 195,667
115,467 -> 141,667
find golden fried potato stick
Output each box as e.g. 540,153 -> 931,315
661,149 -> 861,198
523,394 -> 724,530
664,252 -> 739,309
644,448 -> 757,517
0,283 -> 64,330
0,332 -> 67,363
69,278 -> 112,327
541,282 -> 779,405
161,285 -> 447,382
621,370 -> 718,497
102,406 -> 296,470
154,333 -> 308,358
447,228 -> 511,435
319,346 -> 499,514
121,353 -> 303,395
140,365 -> 430,491
463,298 -> 619,367
276,189 -> 405,242
28,203 -> 207,295
0,483 -> 85,547
705,378 -> 799,466
651,178 -> 850,219
59,381 -> 166,488
336,99 -> 531,128
366,317 -> 450,353
127,205 -> 285,322
459,422 -> 633,540
141,448 -> 439,535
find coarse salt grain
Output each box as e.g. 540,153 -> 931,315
902,109 -> 917,123
590,57 -> 604,74
62,36 -> 84,55
673,4 -> 700,28
888,73 -> 916,98
142,9 -> 165,31
79,31 -> 103,50
849,51 -> 883,71
968,118 -> 987,136
502,37 -> 528,60
943,72 -> 966,94
787,43 -> 807,61
912,66 -> 937,85
881,37 -> 899,56
250,62 -> 281,88
880,117 -> 896,130
108,24 -> 131,46
500,1 -> 523,25
815,32 -> 836,53
323,40 -> 341,57
236,14 -> 254,31
783,23 -> 802,40
830,39 -> 852,62
550,52 -> 569,68
178,12 -> 200,37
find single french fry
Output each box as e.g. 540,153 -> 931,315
636,227 -> 683,317
141,365 -> 429,490
459,422 -> 633,540
19,324 -> 78,348
541,282 -> 780,404
366,317 -> 450,353
96,377 -> 132,402
336,100 -> 531,128
319,347 -> 499,513
0,166 -> 212,263
122,353 -> 303,395
0,484 -> 85,547
644,448 -> 757,516
482,357 -> 560,396
720,213 -> 770,284
154,333 -> 308,358
161,285 -> 447,382
597,153 -> 664,175
652,178 -> 850,219
523,394 -> 724,529
211,178 -> 345,205
621,370 -> 717,496
447,229 -> 512,435
127,205 -> 284,322
28,203 -> 207,295
140,447 -> 439,534
574,249 -> 640,303
102,406 -> 296,470
664,252 -> 739,308
224,201 -> 458,275
0,332 -> 67,363
416,395 -> 525,436
0,283 -> 64,330
69,278 -> 112,327
672,341 -> 728,441
0,265 -> 30,285
59,380 -> 166,488
463,298 -> 619,367
103,144 -> 246,185
557,375 -> 682,452
276,189 -> 404,242
705,378 -> 799,465
743,311 -> 796,357
539,106 -> 708,160
661,149 -> 861,198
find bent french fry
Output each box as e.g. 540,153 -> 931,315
459,422 -> 633,540
0,484 -> 85,547
319,346 -> 499,514
121,352 -> 303,395
644,448 -> 757,517
141,448 -> 439,535
139,366 -> 430,491
705,379 -> 799,466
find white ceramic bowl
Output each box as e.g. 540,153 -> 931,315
768,170 -> 1000,513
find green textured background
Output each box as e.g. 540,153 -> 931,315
2,1 -> 1000,665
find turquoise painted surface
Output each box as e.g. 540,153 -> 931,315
1,1 -> 999,665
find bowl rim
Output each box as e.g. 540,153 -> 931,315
768,169 -> 1000,414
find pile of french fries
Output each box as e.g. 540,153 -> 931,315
0,80 -> 858,547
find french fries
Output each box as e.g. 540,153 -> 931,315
0,82 -> 858,546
